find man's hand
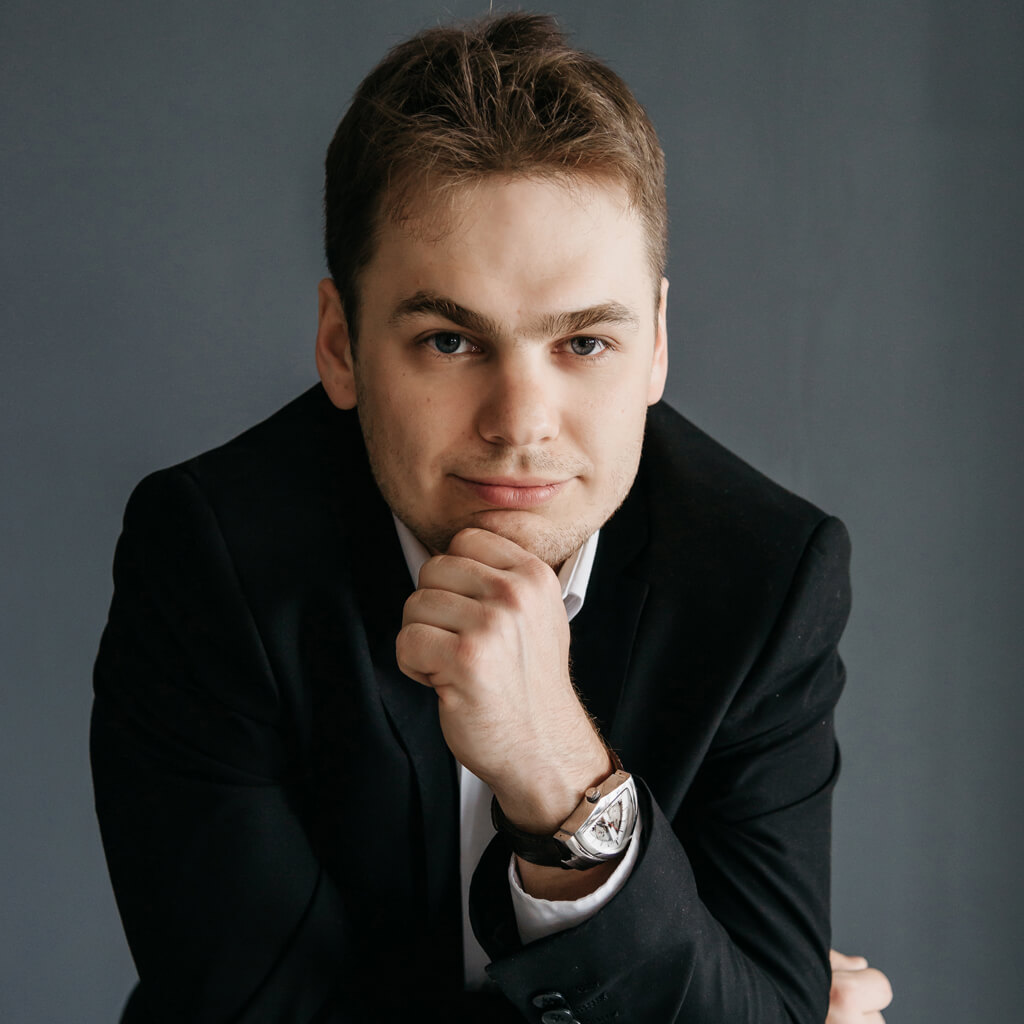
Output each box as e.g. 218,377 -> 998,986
397,527 -> 611,833
827,949 -> 894,1023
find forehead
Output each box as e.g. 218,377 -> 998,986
394,171 -> 631,231
362,174 -> 655,318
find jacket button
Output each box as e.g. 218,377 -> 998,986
540,1011 -> 578,1024
532,991 -> 568,1009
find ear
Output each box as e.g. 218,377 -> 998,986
315,278 -> 357,410
647,276 -> 669,405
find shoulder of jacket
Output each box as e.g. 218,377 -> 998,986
636,402 -> 842,590
122,385 -> 373,585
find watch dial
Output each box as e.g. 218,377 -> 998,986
579,785 -> 637,857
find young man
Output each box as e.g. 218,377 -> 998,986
93,13 -> 891,1023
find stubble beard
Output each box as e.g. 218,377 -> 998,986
357,397 -> 644,569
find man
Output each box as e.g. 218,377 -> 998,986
92,13 -> 892,1023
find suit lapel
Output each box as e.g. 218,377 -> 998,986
568,482 -> 651,747
344,460 -> 461,929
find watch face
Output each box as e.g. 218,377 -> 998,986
578,783 -> 637,858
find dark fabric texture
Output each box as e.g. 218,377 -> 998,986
92,384 -> 850,1023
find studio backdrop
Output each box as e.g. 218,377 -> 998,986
2,2 -> 1021,1021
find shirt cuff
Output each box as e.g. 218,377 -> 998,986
508,814 -> 643,945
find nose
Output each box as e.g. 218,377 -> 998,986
476,351 -> 559,448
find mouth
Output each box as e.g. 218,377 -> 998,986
453,475 -> 570,509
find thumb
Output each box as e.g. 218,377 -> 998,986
829,949 -> 869,971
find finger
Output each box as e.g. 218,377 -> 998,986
830,949 -> 869,971
830,967 -> 893,1015
417,551 -> 497,598
418,547 -> 555,609
395,621 -> 459,684
402,586 -> 484,634
446,527 -> 542,571
860,968 -> 893,1011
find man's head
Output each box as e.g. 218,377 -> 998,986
323,12 -> 667,343
316,13 -> 669,567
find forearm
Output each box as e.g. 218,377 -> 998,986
473,778 -> 833,1024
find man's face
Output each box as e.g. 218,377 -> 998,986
317,174 -> 668,568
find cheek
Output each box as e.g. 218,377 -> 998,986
576,376 -> 649,443
365,369 -> 418,439
599,392 -> 649,475
372,378 -> 464,481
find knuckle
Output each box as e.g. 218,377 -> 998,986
434,683 -> 463,711
396,621 -> 426,654
478,603 -> 501,631
522,555 -> 552,581
829,976 -> 853,1011
395,625 -> 413,658
402,590 -> 423,619
454,631 -> 484,667
418,553 -> 448,582
492,575 -> 521,607
394,637 -> 410,671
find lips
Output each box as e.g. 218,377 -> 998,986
454,475 -> 569,508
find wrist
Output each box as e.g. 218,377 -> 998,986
493,756 -> 637,872
492,742 -> 613,834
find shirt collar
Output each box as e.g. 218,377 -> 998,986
392,516 -> 599,624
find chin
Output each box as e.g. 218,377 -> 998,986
455,510 -> 596,569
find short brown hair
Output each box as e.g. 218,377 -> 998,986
324,12 -> 667,342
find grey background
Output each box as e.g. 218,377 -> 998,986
2,1 -> 1021,1020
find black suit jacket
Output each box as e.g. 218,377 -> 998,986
92,385 -> 850,1023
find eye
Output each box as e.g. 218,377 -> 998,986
568,336 -> 608,357
424,332 -> 477,356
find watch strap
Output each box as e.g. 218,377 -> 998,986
491,752 -> 635,870
491,799 -> 568,867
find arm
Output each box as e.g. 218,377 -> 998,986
92,469 -> 352,1023
457,517 -> 851,1022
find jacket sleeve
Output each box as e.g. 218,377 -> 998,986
470,516 -> 851,1024
92,467 -> 358,1024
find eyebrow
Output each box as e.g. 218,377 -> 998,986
387,290 -> 640,338
388,292 -> 500,337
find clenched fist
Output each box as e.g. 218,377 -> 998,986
396,527 -> 611,835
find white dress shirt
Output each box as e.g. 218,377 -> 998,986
393,517 -> 641,989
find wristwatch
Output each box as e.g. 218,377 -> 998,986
490,754 -> 638,870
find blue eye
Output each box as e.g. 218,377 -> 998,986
569,337 -> 607,356
427,332 -> 474,355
